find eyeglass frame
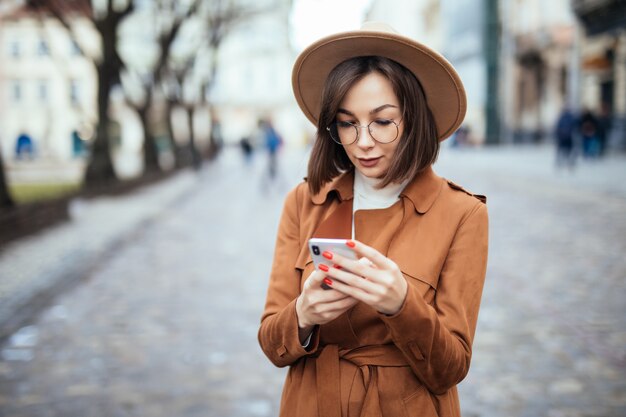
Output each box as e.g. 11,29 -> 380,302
325,118 -> 403,145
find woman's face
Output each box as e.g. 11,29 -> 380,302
336,72 -> 404,179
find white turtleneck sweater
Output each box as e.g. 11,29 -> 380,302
352,170 -> 409,238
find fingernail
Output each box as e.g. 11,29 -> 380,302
322,251 -> 333,260
319,264 -> 329,272
346,241 -> 356,248
333,264 -> 342,270
323,277 -> 333,286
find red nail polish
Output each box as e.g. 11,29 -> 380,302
322,251 -> 333,260
319,264 -> 329,272
333,264 -> 342,270
346,241 -> 356,248
323,277 -> 333,286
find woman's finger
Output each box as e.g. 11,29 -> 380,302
346,240 -> 398,271
326,295 -> 359,311
324,264 -> 380,293
326,276 -> 376,305
323,253 -> 385,284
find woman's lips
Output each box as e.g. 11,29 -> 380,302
357,157 -> 381,168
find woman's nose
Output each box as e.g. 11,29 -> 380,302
355,125 -> 375,148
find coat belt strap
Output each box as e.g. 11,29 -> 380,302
316,344 -> 342,417
314,344 -> 408,417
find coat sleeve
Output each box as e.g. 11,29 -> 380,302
381,201 -> 489,394
258,185 -> 320,367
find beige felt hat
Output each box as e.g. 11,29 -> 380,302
292,22 -> 466,141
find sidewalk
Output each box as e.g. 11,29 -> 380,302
436,143 -> 626,199
0,168 -> 202,341
0,145 -> 311,343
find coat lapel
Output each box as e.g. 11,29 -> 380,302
310,171 -> 354,239
312,200 -> 352,239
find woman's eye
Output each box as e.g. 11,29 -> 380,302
336,121 -> 355,129
374,119 -> 393,126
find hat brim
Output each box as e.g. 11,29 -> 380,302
292,29 -> 466,141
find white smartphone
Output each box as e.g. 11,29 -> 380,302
308,238 -> 358,268
308,238 -> 358,289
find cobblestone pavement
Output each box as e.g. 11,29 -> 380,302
0,144 -> 624,417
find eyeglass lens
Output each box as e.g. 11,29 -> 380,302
328,120 -> 399,144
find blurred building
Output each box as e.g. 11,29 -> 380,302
439,0 -> 490,145
573,0 -> 626,151
499,0 -> 577,144
498,0 -> 626,149
0,5 -> 97,180
366,0 -> 442,50
210,0 -> 304,146
0,0 -> 299,183
368,0 -> 626,150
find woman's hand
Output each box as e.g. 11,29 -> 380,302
295,268 -> 359,330
318,240 -> 408,315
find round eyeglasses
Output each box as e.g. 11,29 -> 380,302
326,119 -> 401,145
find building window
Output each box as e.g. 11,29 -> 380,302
37,39 -> 50,56
70,79 -> 80,104
10,40 -> 20,58
39,80 -> 48,102
11,80 -> 22,102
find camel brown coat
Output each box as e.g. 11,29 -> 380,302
258,166 -> 488,417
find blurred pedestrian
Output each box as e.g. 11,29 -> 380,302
258,118 -> 283,180
597,102 -> 612,156
554,106 -> 577,169
450,125 -> 470,147
258,22 -> 488,417
239,136 -> 254,165
579,108 -> 601,158
208,118 -> 224,162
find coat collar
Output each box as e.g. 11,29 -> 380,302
400,166 -> 443,214
310,166 -> 443,214
311,170 -> 355,205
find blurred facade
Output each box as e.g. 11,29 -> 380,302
366,0 -> 442,50
368,0 -> 626,150
573,0 -> 626,151
501,0 -> 626,150
439,0 -> 491,145
0,5 -> 97,181
0,0 -> 298,184
1,0 -> 625,175
500,0 -> 577,144
210,0 -> 304,146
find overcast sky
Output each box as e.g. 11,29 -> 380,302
289,0 -> 373,51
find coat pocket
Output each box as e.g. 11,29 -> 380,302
401,269 -> 438,303
403,385 -> 438,417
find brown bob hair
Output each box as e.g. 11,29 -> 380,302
307,56 -> 439,195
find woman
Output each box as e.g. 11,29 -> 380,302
258,22 -> 488,417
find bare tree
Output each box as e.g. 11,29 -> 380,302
162,61 -> 200,169
0,150 -> 14,209
122,0 -> 200,174
178,0 -> 264,163
0,1 -> 21,208
26,0 -> 134,188
157,0 -> 263,169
